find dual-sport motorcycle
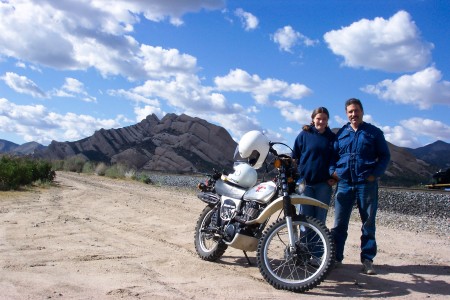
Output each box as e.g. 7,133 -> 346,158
194,130 -> 335,293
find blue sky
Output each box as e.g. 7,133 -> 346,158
1,0 -> 449,149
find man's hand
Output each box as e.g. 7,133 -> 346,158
367,175 -> 376,182
331,171 -> 339,181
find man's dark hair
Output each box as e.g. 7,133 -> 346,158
345,98 -> 364,112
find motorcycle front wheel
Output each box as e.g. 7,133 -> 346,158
256,216 -> 334,293
194,205 -> 228,261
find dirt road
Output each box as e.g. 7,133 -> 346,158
1,172 -> 449,299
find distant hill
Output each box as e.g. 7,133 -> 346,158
2,115 -> 448,186
33,113 -> 237,173
405,140 -> 450,170
0,139 -> 19,153
0,139 -> 45,155
381,142 -> 437,186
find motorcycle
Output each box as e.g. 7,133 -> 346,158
194,131 -> 335,293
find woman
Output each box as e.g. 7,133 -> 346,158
292,106 -> 336,224
292,106 -> 336,267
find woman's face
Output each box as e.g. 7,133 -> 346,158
313,112 -> 328,133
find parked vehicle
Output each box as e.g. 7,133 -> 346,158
193,131 -> 334,293
425,168 -> 450,189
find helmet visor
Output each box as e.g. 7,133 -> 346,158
247,150 -> 260,166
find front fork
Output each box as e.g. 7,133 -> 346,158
280,170 -> 297,251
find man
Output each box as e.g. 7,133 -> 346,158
330,98 -> 390,275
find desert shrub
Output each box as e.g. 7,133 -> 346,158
63,156 -> 86,173
51,160 -> 65,171
125,169 -> 137,179
82,161 -> 96,174
95,162 -> 108,176
32,159 -> 56,182
0,156 -> 55,190
136,174 -> 152,184
104,164 -> 127,179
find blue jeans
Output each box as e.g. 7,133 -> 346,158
331,180 -> 378,263
297,182 -> 332,224
296,182 -> 332,259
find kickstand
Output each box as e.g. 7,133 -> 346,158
243,251 -> 252,266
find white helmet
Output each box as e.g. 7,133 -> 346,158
238,131 -> 270,169
227,163 -> 257,188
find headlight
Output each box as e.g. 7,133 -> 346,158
295,179 -> 306,194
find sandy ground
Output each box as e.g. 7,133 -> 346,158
0,171 -> 449,300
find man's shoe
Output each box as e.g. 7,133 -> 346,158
362,259 -> 377,275
334,260 -> 342,269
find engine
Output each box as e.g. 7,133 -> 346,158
220,198 -> 262,242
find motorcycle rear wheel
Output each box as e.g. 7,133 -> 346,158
194,205 -> 228,261
256,216 -> 334,293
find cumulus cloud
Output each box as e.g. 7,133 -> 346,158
234,8 -> 259,31
324,10 -> 433,72
0,97 -> 125,144
273,101 -> 312,125
214,69 -> 312,104
362,67 -> 450,109
134,105 -> 164,122
400,117 -> 450,142
1,72 -> 47,98
272,26 -> 318,53
381,117 -> 450,148
207,112 -> 262,141
0,0 -> 211,79
53,78 -> 97,102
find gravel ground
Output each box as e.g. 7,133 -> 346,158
143,172 -> 450,236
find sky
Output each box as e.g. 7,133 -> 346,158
0,0 -> 449,149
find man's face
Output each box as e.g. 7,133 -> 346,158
346,104 -> 363,128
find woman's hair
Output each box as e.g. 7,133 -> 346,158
302,107 -> 330,131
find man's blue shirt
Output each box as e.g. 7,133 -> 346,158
330,122 -> 390,183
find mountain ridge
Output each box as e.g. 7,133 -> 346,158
2,113 -> 449,186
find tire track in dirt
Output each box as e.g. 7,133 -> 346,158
1,171 -> 449,299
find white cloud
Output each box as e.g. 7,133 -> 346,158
273,101 -> 311,125
400,117 -> 450,142
53,78 -> 97,102
214,69 -> 312,104
134,105 -> 164,122
234,8 -> 258,31
1,72 -> 47,98
0,0 -> 211,80
324,10 -> 433,72
208,112 -> 262,140
362,67 -> 450,109
272,26 -> 318,53
0,97 -> 124,144
126,73 -> 243,116
108,89 -> 161,106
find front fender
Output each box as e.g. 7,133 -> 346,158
245,194 -> 328,225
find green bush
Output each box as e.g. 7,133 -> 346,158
104,164 -> 127,179
0,156 -> 55,190
63,156 -> 86,173
82,161 -> 96,174
95,162 -> 108,176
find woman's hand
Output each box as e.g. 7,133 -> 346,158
327,178 -> 337,186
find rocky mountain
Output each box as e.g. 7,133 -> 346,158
381,142 -> 437,186
0,140 -> 45,155
33,113 -> 237,173
0,139 -> 19,153
405,140 -> 450,170
2,114 -> 448,186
